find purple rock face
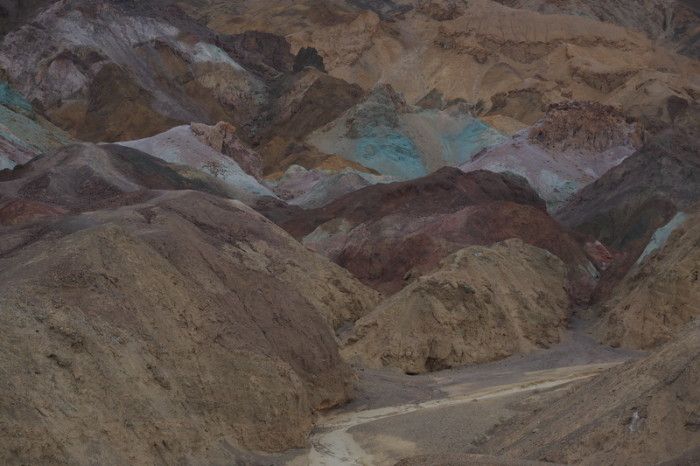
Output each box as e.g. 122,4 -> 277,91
275,167 -> 597,303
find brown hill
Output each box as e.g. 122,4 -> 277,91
279,167 -> 546,237
0,179 -> 380,463
593,204 -> 700,349
343,239 -> 570,374
481,318 -> 700,465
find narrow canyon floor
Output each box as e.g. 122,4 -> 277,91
277,318 -> 641,465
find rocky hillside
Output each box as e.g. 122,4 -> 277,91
0,81 -> 73,170
0,0 -> 699,464
274,167 -> 598,301
555,129 -> 700,301
343,239 -> 569,374
0,144 -> 380,463
492,0 -> 700,59
187,0 -> 700,131
484,318 -> 700,465
0,0 -> 279,142
593,204 -> 700,350
461,101 -> 645,209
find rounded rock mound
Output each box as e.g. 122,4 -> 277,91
343,239 -> 570,374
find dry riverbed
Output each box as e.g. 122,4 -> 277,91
281,321 -> 641,465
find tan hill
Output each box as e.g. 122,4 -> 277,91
593,204 -> 700,349
0,146 -> 381,463
0,142 -> 380,326
480,318 -> 700,465
343,239 -> 569,374
492,0 -> 700,59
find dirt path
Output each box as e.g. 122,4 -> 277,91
306,363 -> 618,466
297,322 -> 641,466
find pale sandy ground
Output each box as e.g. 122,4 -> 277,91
275,319 -> 641,465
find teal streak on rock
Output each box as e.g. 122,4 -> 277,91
356,127 -> 425,180
636,212 -> 689,265
0,82 -> 34,116
0,105 -> 68,154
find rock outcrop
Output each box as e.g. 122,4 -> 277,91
191,121 -> 263,180
527,101 -> 644,154
293,46 -> 326,73
343,239 -> 570,373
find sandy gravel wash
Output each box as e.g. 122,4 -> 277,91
305,363 -> 620,466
